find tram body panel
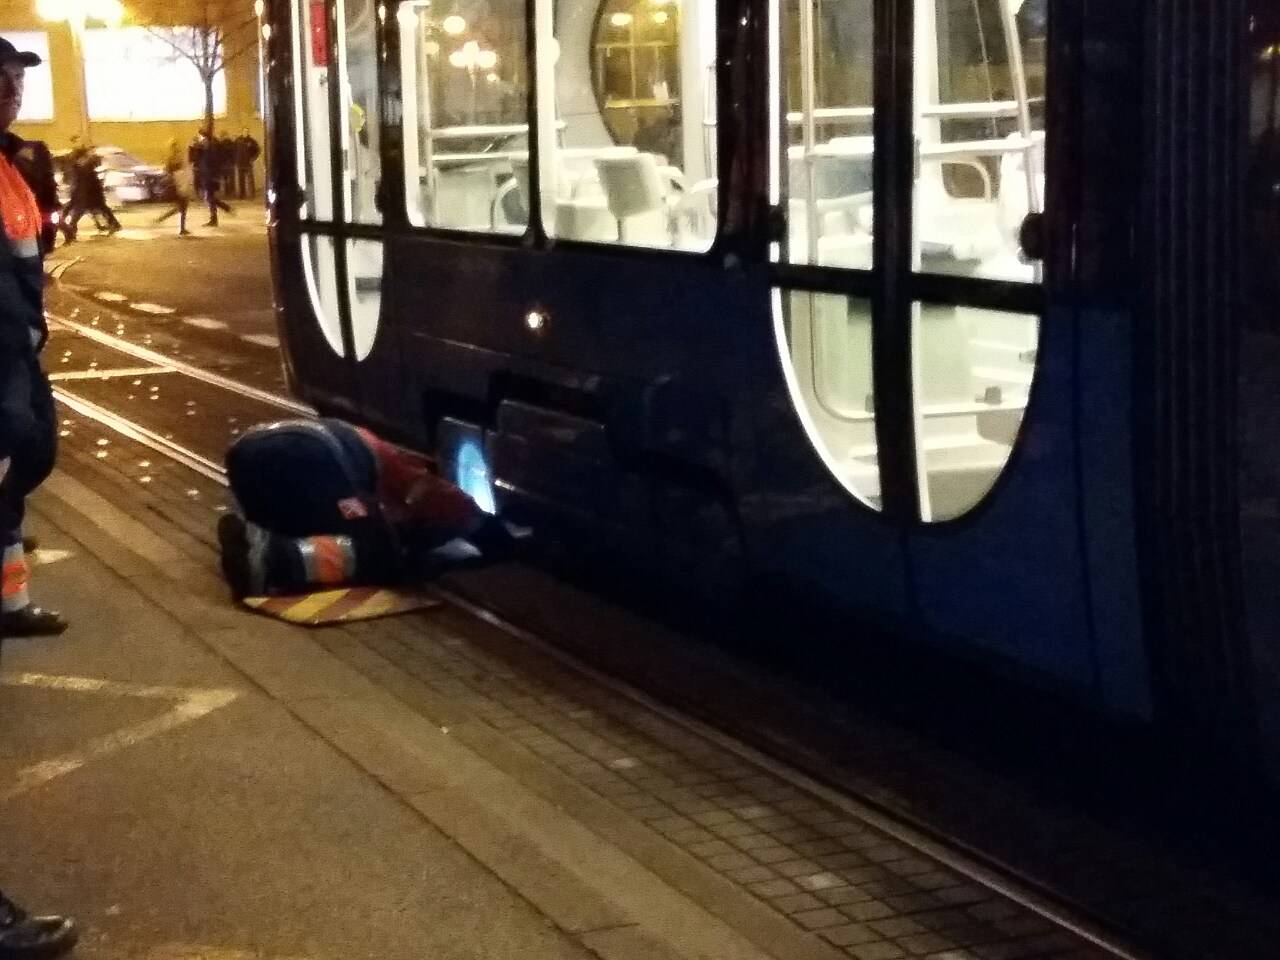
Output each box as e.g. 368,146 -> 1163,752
262,0 -> 1276,780
907,301 -> 1093,693
385,235 -> 910,622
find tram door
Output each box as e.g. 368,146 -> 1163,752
286,0 -> 390,418
771,0 -> 1150,711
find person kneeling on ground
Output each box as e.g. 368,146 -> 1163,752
218,418 -> 515,597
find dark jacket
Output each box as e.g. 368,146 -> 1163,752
10,139 -> 58,254
0,132 -> 46,353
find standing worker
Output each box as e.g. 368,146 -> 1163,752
10,138 -> 58,253
0,37 -> 68,638
0,32 -> 80,960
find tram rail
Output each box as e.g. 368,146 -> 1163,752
38,309 -> 1146,960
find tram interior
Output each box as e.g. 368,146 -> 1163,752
397,0 -> 717,249
782,0 -> 1045,520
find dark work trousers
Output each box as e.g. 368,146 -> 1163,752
0,353 -> 56,548
236,166 -> 255,199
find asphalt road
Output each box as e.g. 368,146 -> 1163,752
43,199 -> 283,394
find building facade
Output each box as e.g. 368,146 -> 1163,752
0,1 -> 263,166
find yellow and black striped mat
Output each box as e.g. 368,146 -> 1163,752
241,586 -> 440,625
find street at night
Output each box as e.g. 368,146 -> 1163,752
0,0 -> 1279,959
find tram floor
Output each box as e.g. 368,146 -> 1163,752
4,403 -> 1276,960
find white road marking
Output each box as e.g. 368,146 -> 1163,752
46,257 -> 80,280
49,366 -> 175,382
0,673 -> 239,803
95,291 -> 128,302
132,302 -> 177,315
29,548 -> 74,566
183,316 -> 228,330
240,333 -> 280,349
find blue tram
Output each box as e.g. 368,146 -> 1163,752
262,0 -> 1280,779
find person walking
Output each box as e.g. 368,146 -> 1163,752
189,129 -> 231,227
0,36 -> 71,640
155,138 -> 194,236
61,138 -> 119,242
234,129 -> 260,200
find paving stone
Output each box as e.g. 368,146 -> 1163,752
820,923 -> 882,948
848,941 -> 908,960
751,845 -> 801,865
868,918 -> 927,938
841,900 -> 897,922
749,878 -> 802,898
817,886 -> 875,907
793,908 -> 851,930
727,865 -> 778,884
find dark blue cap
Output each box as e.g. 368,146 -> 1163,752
0,37 -> 41,68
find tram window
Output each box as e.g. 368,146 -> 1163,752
912,304 -> 1037,521
543,0 -> 718,250
775,292 -> 883,511
913,0 -> 1046,283
341,0 -> 383,225
779,0 -> 875,269
397,0 -> 529,232
293,0 -> 335,220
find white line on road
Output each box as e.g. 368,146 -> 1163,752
49,366 -> 175,382
132,302 -> 177,315
95,291 -> 128,302
183,316 -> 228,330
0,673 -> 239,803
240,333 -> 280,349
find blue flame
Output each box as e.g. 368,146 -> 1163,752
455,438 -> 496,515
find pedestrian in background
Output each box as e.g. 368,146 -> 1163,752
155,137 -> 194,236
216,130 -> 236,198
234,128 -> 260,199
190,129 -> 231,227
61,137 -> 119,242
0,36 -> 70,642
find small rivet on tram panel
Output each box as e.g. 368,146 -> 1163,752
525,309 -> 547,333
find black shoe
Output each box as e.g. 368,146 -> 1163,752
0,607 -> 68,638
0,891 -> 78,959
217,513 -> 252,598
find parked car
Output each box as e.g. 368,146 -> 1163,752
52,145 -> 172,205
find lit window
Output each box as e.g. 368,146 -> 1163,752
7,32 -> 53,122
83,27 -> 227,121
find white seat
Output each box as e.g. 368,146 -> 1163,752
594,152 -> 677,246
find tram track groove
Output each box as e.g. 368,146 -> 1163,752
41,316 -> 1145,960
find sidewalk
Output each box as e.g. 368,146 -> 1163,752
5,480 -> 601,960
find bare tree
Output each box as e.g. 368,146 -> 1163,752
129,0 -> 259,134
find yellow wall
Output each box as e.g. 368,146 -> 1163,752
0,4 -> 263,166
